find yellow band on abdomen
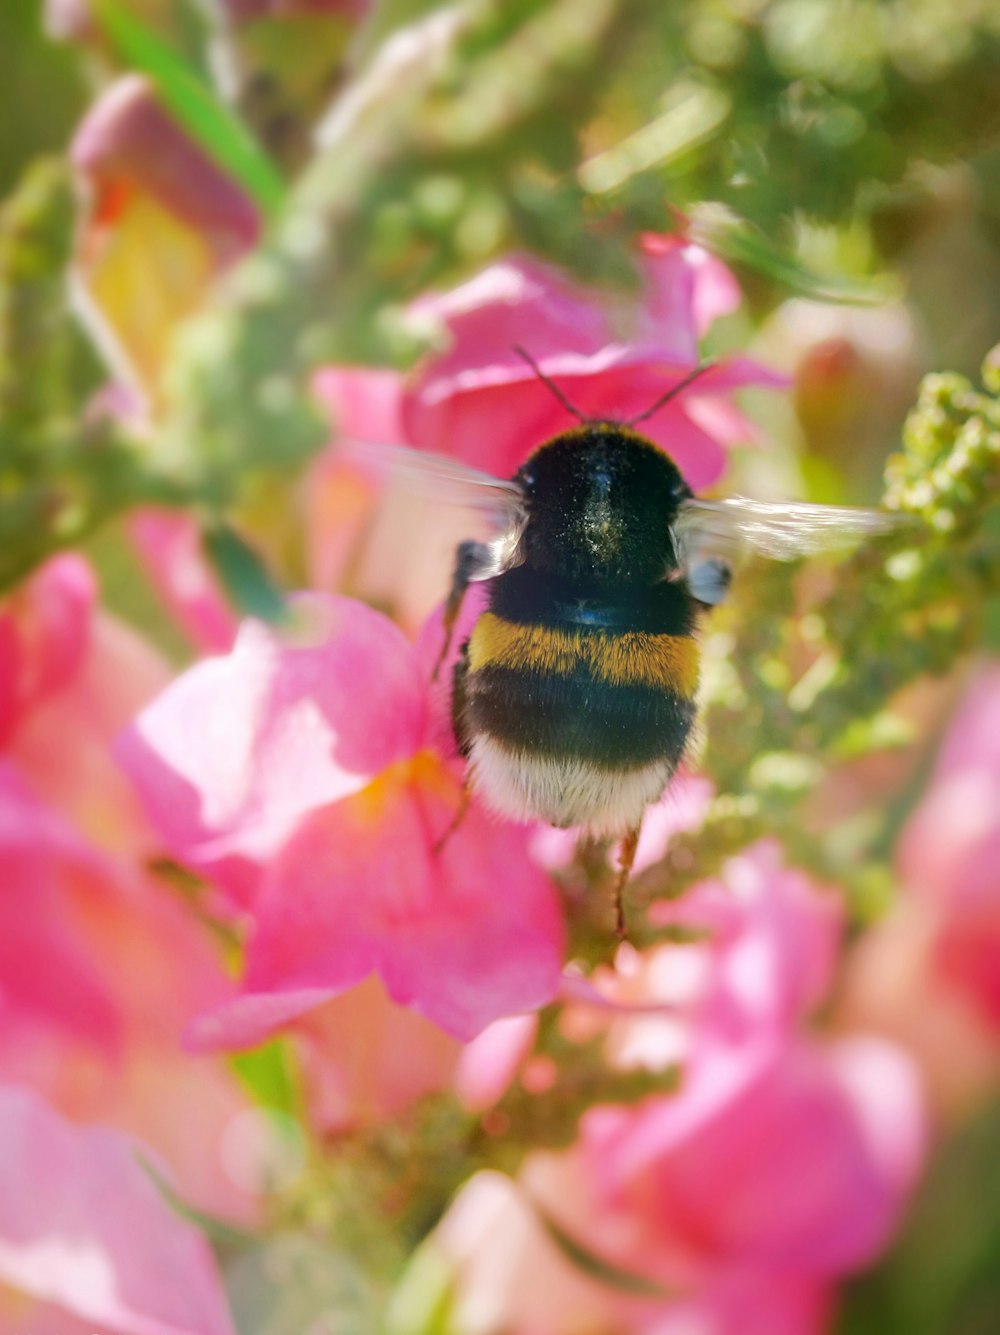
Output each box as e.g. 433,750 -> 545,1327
467,612 -> 699,697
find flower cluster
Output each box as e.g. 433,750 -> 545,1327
5,50 -> 1000,1335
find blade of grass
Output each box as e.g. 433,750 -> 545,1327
95,0 -> 285,217
203,522 -> 288,623
690,203 -> 891,304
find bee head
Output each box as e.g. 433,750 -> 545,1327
514,425 -> 692,587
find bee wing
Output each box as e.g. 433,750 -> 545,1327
335,437 -> 529,577
674,497 -> 907,602
675,496 -> 906,561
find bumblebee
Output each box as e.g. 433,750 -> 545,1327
349,354 -> 898,931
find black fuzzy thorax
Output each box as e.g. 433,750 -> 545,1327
512,423 -> 690,589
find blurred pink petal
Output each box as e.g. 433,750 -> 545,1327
0,1085 -> 235,1335
650,842 -> 844,1036
584,1034 -> 925,1275
433,1169 -> 627,1334
71,76 -> 260,396
836,903 -> 1000,1123
639,234 -> 743,337
896,667 -> 1000,1028
635,1272 -> 831,1335
44,0 -> 94,40
409,256 -> 614,385
312,366 -> 405,442
72,77 -> 259,262
128,511 -> 237,655
292,976 -> 461,1132
118,594 -> 427,908
0,756 -> 252,1221
454,1013 -> 538,1112
558,846 -> 846,1101
398,245 -> 783,485
0,557 -> 95,747
0,765 -> 122,1055
8,608 -> 171,859
433,1166 -> 832,1335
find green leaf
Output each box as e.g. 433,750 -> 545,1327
94,0 -> 285,217
689,203 -> 888,304
203,522 -> 287,623
383,1240 -> 457,1335
231,1039 -> 301,1117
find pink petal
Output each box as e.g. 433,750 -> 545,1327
293,976 -> 461,1131
128,510 -> 237,654
585,1033 -> 925,1274
0,556 -> 95,746
312,366 -> 405,442
403,373 -> 579,476
0,1085 -> 235,1335
0,764 -> 122,1054
72,77 -> 259,265
44,0 -> 94,40
409,255 -> 613,382
398,245 -> 782,485
650,842 -> 844,1034
631,237 -> 699,362
638,1272 -> 832,1335
8,611 -> 171,860
405,356 -> 779,488
194,758 -> 565,1044
454,1014 -> 538,1111
117,594 -> 428,908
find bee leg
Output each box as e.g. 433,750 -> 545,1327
612,825 -> 642,941
432,779 -> 472,857
432,540 -> 488,682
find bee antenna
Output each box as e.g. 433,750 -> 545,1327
513,345 -> 588,424
626,360 -> 715,428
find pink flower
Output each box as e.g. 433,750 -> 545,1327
0,1084 -> 235,1335
0,562 -> 254,1218
561,842 -> 844,1072
0,762 -> 252,1220
2,560 -> 171,859
576,851 -> 928,1285
837,668 -> 1000,1120
71,76 -> 260,399
317,236 -> 784,489
424,844 -> 926,1333
897,666 -> 1000,1029
431,1034 -> 923,1333
289,977 -> 463,1132
0,764 -> 120,1057
0,556 -> 94,747
431,1168 -> 833,1335
578,1035 -> 925,1280
118,594 -> 565,1042
128,509 -> 238,655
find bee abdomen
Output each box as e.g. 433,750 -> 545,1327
463,612 -> 698,769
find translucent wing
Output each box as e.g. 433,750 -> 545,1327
335,437 -> 529,579
675,496 -> 907,566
